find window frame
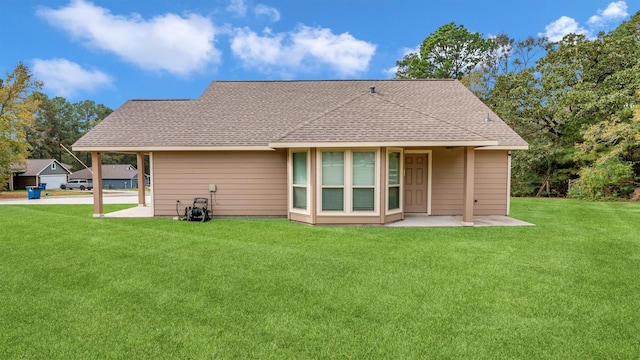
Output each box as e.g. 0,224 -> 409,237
317,148 -> 380,216
386,148 -> 403,215
289,149 -> 310,215
320,151 -> 345,212
351,150 -> 376,212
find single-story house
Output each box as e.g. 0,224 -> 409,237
10,159 -> 72,190
72,80 -> 528,225
70,164 -> 150,189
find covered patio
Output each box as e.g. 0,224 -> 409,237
385,214 -> 534,227
90,152 -> 149,218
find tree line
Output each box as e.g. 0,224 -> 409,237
3,11 -> 639,198
397,11 -> 640,200
1,63 -> 140,189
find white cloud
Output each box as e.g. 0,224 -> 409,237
226,0 -> 279,22
37,0 -> 220,76
230,25 -> 376,77
540,16 -> 589,41
231,27 -> 285,64
32,58 -> 113,98
401,46 -> 420,57
588,1 -> 628,26
226,0 -> 247,16
540,1 -> 630,42
384,66 -> 398,78
254,4 -> 280,22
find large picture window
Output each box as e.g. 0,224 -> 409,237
292,151 -> 307,209
320,150 -> 378,213
388,151 -> 401,210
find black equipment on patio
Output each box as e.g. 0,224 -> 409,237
184,197 -> 211,222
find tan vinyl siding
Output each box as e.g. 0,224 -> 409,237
153,150 -> 287,216
290,212 -> 311,224
430,148 -> 509,216
474,150 -> 509,215
384,212 -> 403,223
431,148 -> 464,215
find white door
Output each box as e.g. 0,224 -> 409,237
40,175 -> 67,189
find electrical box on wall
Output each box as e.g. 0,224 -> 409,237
209,184 -> 217,192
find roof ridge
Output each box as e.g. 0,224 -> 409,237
271,91 -> 369,142
210,79 -> 457,83
129,99 -> 193,102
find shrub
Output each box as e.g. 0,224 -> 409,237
568,157 -> 636,200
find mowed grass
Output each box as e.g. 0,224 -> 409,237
0,199 -> 639,359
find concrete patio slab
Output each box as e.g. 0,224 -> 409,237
385,214 -> 534,228
1,194 -> 533,226
103,205 -> 154,218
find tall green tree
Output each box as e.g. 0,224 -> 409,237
481,11 -> 640,197
0,62 -> 42,189
463,35 -> 547,101
29,94 -> 74,162
68,99 -> 112,167
396,22 -> 493,80
27,94 -> 112,170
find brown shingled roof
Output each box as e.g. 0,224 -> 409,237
73,80 -> 528,150
15,159 -> 72,175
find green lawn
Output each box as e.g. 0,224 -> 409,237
1,199 -> 639,359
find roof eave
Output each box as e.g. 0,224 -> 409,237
72,145 -> 276,152
268,140 -> 499,148
476,145 -> 529,150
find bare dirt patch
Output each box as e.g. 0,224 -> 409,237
0,190 -> 91,199
0,192 -> 27,199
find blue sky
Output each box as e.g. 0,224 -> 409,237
1,0 -> 637,109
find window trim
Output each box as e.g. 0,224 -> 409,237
289,149 -> 311,215
351,150 -> 376,212
320,150 -> 345,212
386,148 -> 403,215
317,148 -> 380,216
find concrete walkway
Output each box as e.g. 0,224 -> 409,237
102,205 -> 154,218
0,191 -> 148,206
0,191 -> 154,218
